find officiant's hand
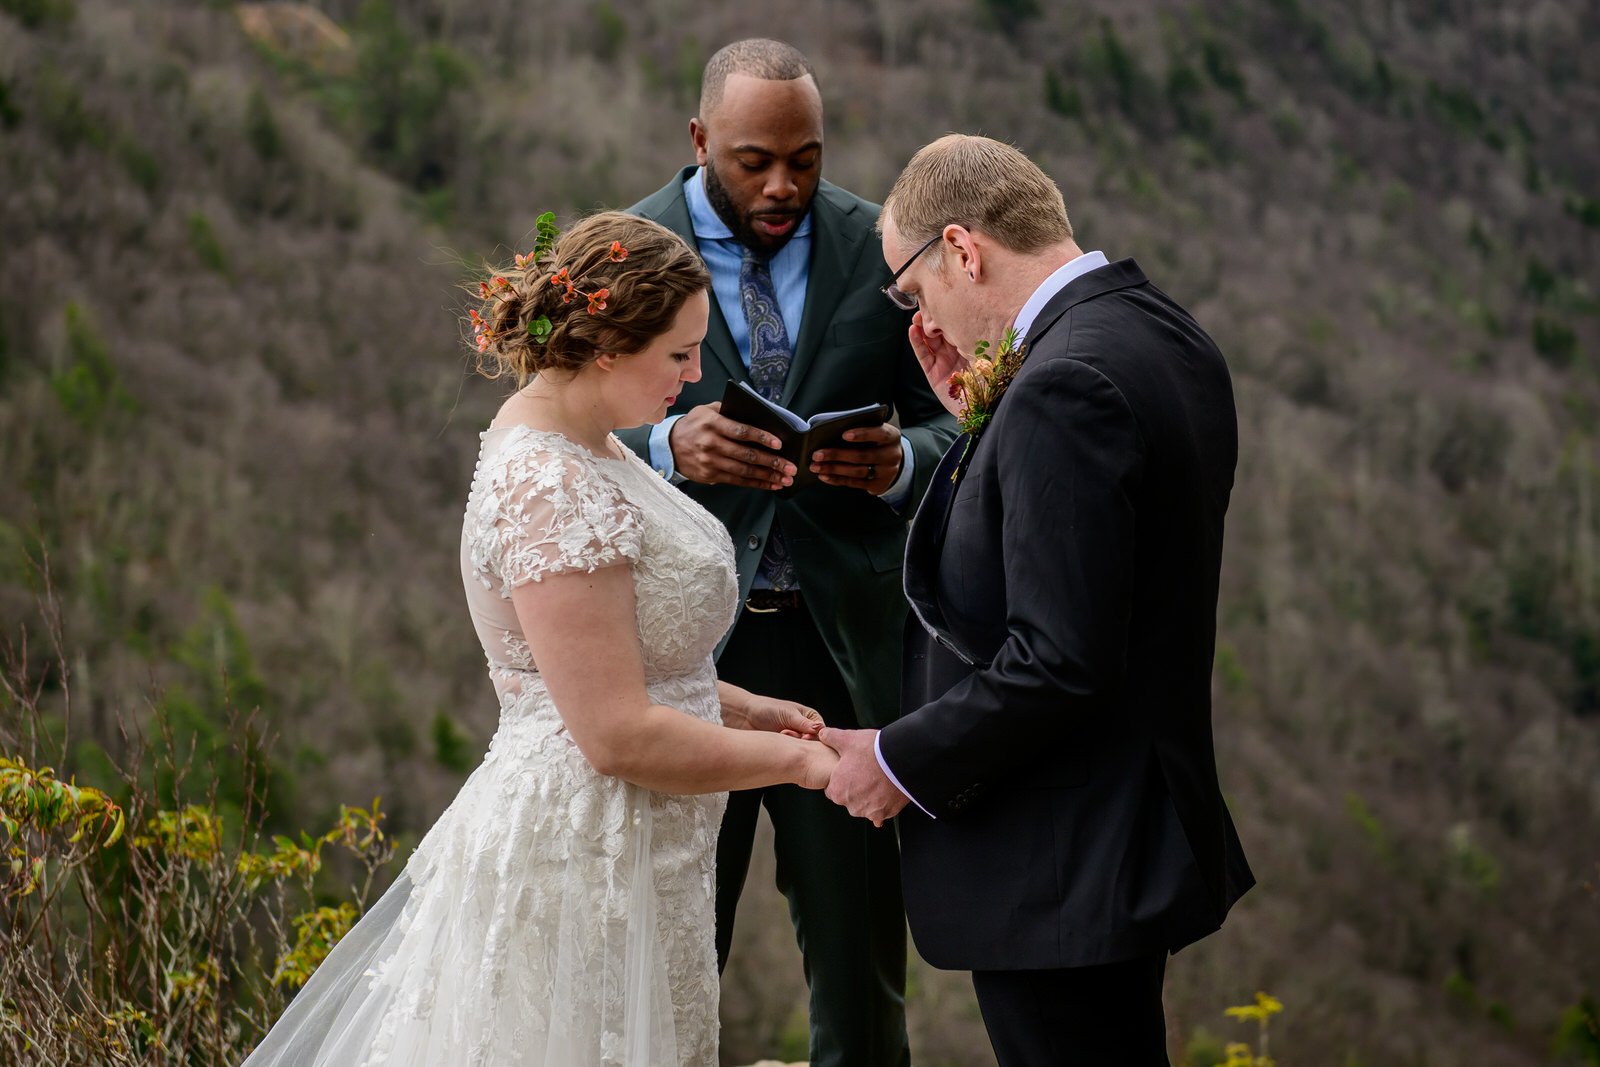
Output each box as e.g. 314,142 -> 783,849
669,402 -> 798,490
812,423 -> 903,495
909,311 -> 968,418
818,727 -> 909,827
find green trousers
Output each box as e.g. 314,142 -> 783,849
714,601 -> 911,1067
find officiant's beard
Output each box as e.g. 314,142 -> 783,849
704,159 -> 808,259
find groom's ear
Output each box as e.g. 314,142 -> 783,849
946,225 -> 982,281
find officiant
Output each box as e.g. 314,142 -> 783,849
618,37 -> 957,1067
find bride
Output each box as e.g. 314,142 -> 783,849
242,212 -> 838,1066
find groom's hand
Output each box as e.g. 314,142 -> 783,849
909,311 -> 968,418
819,727 -> 909,827
670,403 -> 798,490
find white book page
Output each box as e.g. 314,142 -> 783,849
804,404 -> 884,428
734,381 -> 809,432
734,382 -> 882,432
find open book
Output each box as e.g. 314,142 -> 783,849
719,381 -> 890,495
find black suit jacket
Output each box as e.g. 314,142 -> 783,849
617,169 -> 959,727
880,259 -> 1254,971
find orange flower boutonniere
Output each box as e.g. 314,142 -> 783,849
945,327 -> 1026,438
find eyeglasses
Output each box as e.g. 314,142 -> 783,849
880,230 -> 944,311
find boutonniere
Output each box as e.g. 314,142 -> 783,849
946,327 -> 1026,438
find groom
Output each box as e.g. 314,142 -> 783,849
821,135 -> 1255,1064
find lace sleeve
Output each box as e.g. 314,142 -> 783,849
469,443 -> 643,596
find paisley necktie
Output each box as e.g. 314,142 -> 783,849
739,247 -> 798,591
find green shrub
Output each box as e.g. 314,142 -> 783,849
1533,316 -> 1577,367
0,589 -> 398,1065
1167,63 -> 1212,136
430,711 -> 473,773
187,210 -> 229,275
1045,70 -> 1083,119
1426,80 -> 1486,137
1557,996 -> 1600,1064
36,64 -> 106,151
0,77 -> 20,128
1524,259 -> 1556,302
981,0 -> 1040,32
1568,195 -> 1600,229
592,1 -> 626,60
345,0 -> 473,192
1214,642 -> 1249,695
1201,39 -> 1248,104
246,87 -> 284,161
1272,108 -> 1305,148
116,135 -> 161,193
51,301 -> 133,426
0,0 -> 74,27
1083,19 -> 1157,125
1572,628 -> 1600,716
1185,1026 -> 1226,1067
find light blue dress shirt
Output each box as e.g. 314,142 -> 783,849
647,168 -> 916,509
875,248 -> 1109,818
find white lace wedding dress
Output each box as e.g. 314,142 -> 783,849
242,425 -> 739,1066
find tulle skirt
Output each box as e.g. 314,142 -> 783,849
241,668 -> 726,1066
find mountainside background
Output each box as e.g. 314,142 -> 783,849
2,0 -> 1598,1063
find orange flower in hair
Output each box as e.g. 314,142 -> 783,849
465,212 -> 627,362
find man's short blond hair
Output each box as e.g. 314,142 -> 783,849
880,135 -> 1073,260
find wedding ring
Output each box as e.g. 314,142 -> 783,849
868,464 -> 877,480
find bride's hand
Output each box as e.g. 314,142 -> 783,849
747,695 -> 824,738
795,737 -> 840,791
718,682 -> 824,737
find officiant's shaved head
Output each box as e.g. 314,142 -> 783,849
690,39 -> 824,256
698,39 -> 818,120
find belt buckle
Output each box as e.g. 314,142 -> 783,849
745,589 -> 796,613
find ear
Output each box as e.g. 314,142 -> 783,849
689,118 -> 709,167
594,352 -> 621,372
945,225 -> 982,281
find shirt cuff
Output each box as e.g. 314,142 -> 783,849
649,415 -> 686,484
875,730 -> 934,819
876,438 -> 917,511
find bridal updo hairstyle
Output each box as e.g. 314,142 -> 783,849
468,211 -> 710,384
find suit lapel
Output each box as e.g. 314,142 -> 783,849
640,167 -> 747,385
903,434 -> 968,642
780,183 -> 866,408
702,296 -> 746,387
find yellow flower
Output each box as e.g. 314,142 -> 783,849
1225,990 -> 1284,1023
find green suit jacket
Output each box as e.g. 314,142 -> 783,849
619,168 -> 958,727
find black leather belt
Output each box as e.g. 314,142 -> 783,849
744,589 -> 802,614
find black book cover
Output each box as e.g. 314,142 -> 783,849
718,381 -> 890,495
